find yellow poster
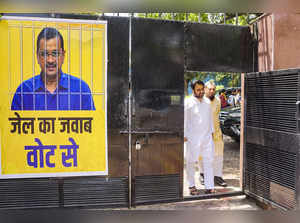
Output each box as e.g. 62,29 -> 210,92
0,16 -> 107,178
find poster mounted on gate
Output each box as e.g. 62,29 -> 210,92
0,16 -> 108,178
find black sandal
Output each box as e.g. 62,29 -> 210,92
189,186 -> 200,195
204,189 -> 216,194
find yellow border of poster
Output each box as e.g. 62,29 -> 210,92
0,16 -> 108,178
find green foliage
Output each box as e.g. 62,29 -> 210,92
184,72 -> 241,95
140,13 -> 261,25
216,85 -> 224,91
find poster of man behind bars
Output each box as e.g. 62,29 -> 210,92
11,27 -> 95,111
0,17 -> 108,178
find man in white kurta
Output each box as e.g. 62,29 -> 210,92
184,80 -> 215,194
201,80 -> 227,187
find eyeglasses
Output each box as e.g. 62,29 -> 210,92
38,50 -> 64,59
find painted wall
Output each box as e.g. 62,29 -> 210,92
256,13 -> 300,72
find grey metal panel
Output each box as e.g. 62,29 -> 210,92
0,178 -> 59,209
185,23 -> 254,72
246,70 -> 299,133
63,177 -> 128,207
245,143 -> 297,190
131,18 -> 184,203
245,69 -> 300,210
246,127 -> 300,154
134,174 -> 180,204
131,18 -> 184,132
104,16 -> 129,131
244,172 -> 297,210
104,16 -> 130,177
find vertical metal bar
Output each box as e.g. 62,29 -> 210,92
171,13 -> 174,20
68,25 -> 71,110
236,12 -> 239,25
198,13 -> 201,23
44,27 -> 47,110
32,23 -> 36,110
241,73 -> 246,191
80,24 -> 82,110
20,24 -> 23,110
91,25 -> 94,110
128,15 -> 132,209
224,13 -> 226,24
56,24 -> 59,110
297,72 -> 300,209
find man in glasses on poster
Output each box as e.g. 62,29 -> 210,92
11,27 -> 95,110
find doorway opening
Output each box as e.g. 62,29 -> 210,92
183,71 -> 243,197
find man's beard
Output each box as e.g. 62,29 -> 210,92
194,93 -> 203,99
209,95 -> 215,101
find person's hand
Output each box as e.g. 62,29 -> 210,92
184,137 -> 188,142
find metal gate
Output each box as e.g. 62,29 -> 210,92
0,13 -> 255,209
130,18 -> 184,204
244,69 -> 300,210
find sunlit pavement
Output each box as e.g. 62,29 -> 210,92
129,195 -> 260,210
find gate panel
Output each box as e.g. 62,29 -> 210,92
185,23 -> 254,72
0,178 -> 59,209
63,177 -> 128,207
131,18 -> 184,204
105,16 -> 130,178
62,16 -> 130,207
245,69 -> 300,210
135,174 -> 180,204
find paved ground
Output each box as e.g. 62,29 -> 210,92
131,195 -> 260,210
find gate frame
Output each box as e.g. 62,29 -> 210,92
1,13 -> 258,209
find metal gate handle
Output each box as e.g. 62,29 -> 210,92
296,101 -> 300,119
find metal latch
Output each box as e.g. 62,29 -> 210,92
135,140 -> 141,150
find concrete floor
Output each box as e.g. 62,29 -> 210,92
132,195 -> 261,210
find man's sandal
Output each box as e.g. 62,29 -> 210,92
189,186 -> 200,195
204,189 -> 217,194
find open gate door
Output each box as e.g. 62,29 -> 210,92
130,18 -> 184,205
244,69 -> 300,210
